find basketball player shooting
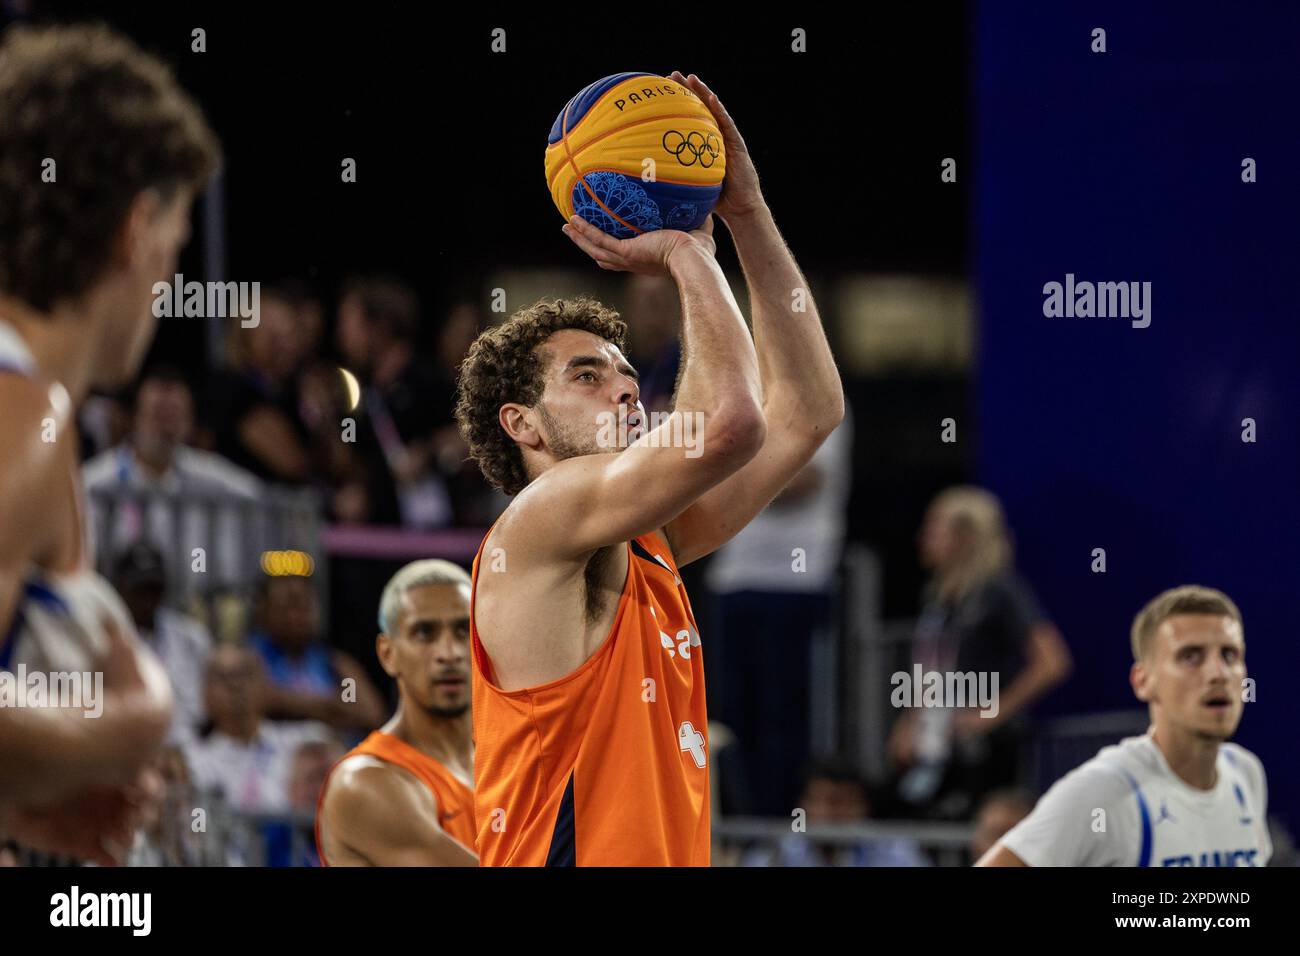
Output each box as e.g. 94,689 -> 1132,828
316,560 -> 477,866
977,586 -> 1271,867
457,73 -> 844,865
0,25 -> 219,863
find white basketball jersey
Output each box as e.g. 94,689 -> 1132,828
1001,733 -> 1271,867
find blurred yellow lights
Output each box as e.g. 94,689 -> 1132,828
260,550 -> 315,577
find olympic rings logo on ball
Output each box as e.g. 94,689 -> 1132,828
260,549 -> 315,577
662,130 -> 720,168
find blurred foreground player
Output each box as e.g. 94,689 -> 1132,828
457,74 -> 843,865
316,561 -> 476,865
978,586 -> 1271,866
0,24 -> 218,863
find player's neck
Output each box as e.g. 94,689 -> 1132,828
1151,723 -> 1218,790
387,701 -> 472,771
0,295 -> 99,403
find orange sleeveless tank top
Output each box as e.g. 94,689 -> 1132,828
470,532 -> 710,866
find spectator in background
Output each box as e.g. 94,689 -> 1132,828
280,278 -> 325,363
743,757 -> 927,867
249,574 -> 385,735
264,737 -> 344,867
111,542 -> 213,746
888,486 -> 1072,819
186,645 -> 339,817
706,409 -> 854,816
208,287 -> 317,485
126,745 -> 206,867
83,364 -> 264,593
969,787 -> 1035,863
336,276 -> 452,528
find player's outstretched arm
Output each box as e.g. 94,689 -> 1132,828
319,759 -> 477,866
0,380 -> 172,807
519,219 -> 766,562
660,73 -> 845,567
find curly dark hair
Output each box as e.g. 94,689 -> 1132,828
0,24 -> 221,311
455,296 -> 628,496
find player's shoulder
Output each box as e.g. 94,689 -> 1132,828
498,460 -> 584,519
1036,735 -> 1152,809
482,479 -> 596,564
0,374 -> 69,461
0,376 -> 74,537
1219,740 -> 1267,792
1090,733 -> 1162,779
0,367 -> 51,405
325,752 -> 435,814
1219,739 -> 1264,768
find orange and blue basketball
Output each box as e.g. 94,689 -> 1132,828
545,73 -> 726,238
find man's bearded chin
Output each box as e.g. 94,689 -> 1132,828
539,403 -> 605,460
425,701 -> 470,719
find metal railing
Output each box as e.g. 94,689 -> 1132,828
712,816 -> 975,867
85,484 -> 324,635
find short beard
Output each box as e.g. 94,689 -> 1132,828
538,402 -> 601,461
424,701 -> 470,720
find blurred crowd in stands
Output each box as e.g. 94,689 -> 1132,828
80,278 -> 505,533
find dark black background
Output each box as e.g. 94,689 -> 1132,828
14,2 -> 975,617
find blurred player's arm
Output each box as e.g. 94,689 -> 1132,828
0,623 -> 172,865
0,380 -> 171,807
661,74 -> 844,567
319,759 -> 476,866
527,218 -> 765,558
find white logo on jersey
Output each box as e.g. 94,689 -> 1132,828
651,606 -> 700,660
678,720 -> 707,768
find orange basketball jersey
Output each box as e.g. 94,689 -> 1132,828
470,532 -> 710,866
315,730 -> 476,863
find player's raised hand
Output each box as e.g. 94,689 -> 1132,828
671,71 -> 765,221
562,213 -> 715,277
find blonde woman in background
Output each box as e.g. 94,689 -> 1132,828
888,486 -> 1072,818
